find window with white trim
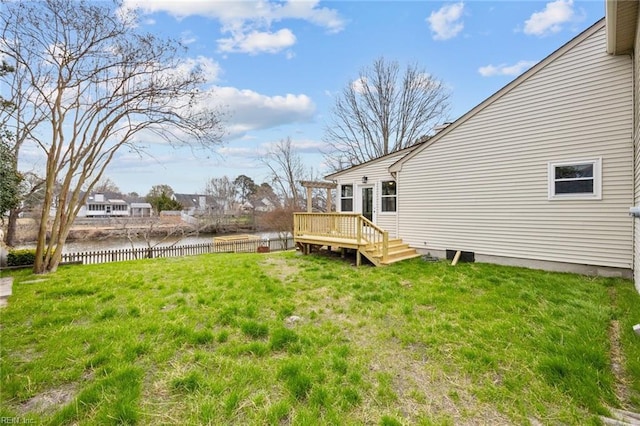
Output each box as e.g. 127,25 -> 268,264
548,158 -> 601,200
381,181 -> 397,212
340,184 -> 353,211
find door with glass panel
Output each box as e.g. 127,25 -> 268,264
361,186 -> 374,222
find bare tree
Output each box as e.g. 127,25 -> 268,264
323,57 -> 450,170
1,0 -> 225,273
204,176 -> 237,213
93,177 -> 121,195
261,137 -> 307,210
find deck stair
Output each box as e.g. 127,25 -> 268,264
364,238 -> 420,265
293,212 -> 420,266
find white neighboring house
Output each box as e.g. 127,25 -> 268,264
77,193 -> 129,218
172,193 -> 213,216
129,202 -> 153,217
243,198 -> 277,213
328,5 -> 640,285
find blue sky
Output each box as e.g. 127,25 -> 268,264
99,0 -> 606,195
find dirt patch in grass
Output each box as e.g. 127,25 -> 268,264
19,384 -> 76,415
260,255 -> 302,283
363,348 -> 513,425
609,319 -> 630,407
358,340 -> 513,424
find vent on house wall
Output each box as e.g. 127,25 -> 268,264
445,250 -> 475,263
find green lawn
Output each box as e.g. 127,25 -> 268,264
1,251 -> 639,425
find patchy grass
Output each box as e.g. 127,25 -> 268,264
1,251 -> 639,425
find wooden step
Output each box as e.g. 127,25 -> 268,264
366,239 -> 409,251
380,252 -> 421,265
370,247 -> 420,262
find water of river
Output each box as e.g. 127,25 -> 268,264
18,231 -> 289,254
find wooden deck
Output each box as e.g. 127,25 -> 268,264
293,213 -> 419,266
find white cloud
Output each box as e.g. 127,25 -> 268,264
120,0 -> 346,55
208,87 -> 316,139
216,146 -> 258,158
180,30 -> 197,45
427,2 -> 465,41
524,0 -> 574,36
478,60 -> 537,77
351,77 -> 368,94
218,29 -> 296,54
173,56 -> 221,84
271,0 -> 345,34
259,138 -> 325,154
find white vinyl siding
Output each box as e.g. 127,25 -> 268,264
397,24 -> 634,269
331,150 -> 407,238
633,6 -> 640,288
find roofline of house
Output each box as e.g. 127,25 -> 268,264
607,0 -> 619,53
389,17 -> 606,173
606,0 -> 639,55
324,139 -> 428,180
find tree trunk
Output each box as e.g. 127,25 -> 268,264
4,208 -> 19,247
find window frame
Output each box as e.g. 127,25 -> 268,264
380,180 -> 397,213
547,158 -> 602,200
340,184 -> 353,212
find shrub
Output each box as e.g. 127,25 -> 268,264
7,248 -> 37,266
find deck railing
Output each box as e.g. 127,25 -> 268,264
293,213 -> 388,263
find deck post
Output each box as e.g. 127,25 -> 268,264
356,249 -> 361,266
382,231 -> 389,263
305,187 -> 313,212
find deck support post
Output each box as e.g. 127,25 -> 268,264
305,187 -> 313,212
356,249 -> 361,266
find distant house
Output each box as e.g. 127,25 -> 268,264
321,3 -> 639,285
242,198 -> 277,213
78,193 -> 129,218
172,193 -> 214,216
129,202 -> 153,217
75,193 -> 153,218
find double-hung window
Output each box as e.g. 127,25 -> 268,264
340,184 -> 353,211
548,159 -> 601,200
381,181 -> 397,212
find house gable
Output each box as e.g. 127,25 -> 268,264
390,19 -> 607,173
394,20 -> 634,272
325,141 -> 425,181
